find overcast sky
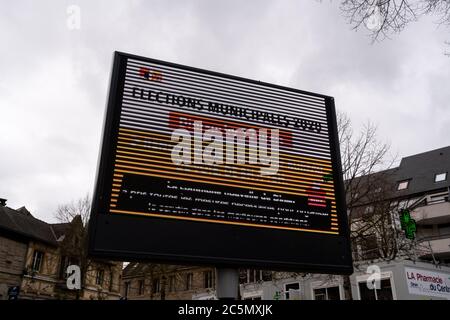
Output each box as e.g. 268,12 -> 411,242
1,0 -> 449,222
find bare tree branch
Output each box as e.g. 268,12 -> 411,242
54,193 -> 91,226
340,0 -> 450,43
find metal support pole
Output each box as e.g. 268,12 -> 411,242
216,268 -> 239,300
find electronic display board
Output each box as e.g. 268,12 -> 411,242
88,52 -> 353,274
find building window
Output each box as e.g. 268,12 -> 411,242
284,282 -> 300,300
124,281 -> 130,298
59,256 -> 69,279
185,273 -> 193,291
109,272 -> 115,292
138,280 -> 145,295
250,269 -> 260,283
254,270 -> 262,282
313,286 -> 341,300
31,250 -> 44,272
358,278 -> 393,300
58,256 -> 79,279
435,172 -> 447,183
204,271 -> 214,289
152,278 -> 161,294
96,269 -> 104,285
169,275 -> 176,292
248,269 -> 255,283
397,180 -> 409,190
242,269 -> 263,283
244,296 -> 262,300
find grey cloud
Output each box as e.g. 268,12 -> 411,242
0,0 -> 449,221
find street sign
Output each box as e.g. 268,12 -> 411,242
88,52 -> 353,273
400,209 -> 417,240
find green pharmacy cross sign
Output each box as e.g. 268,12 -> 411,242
399,209 -> 417,240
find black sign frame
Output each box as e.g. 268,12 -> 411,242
88,51 -> 353,274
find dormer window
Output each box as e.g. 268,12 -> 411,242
434,172 -> 447,183
397,180 -> 409,191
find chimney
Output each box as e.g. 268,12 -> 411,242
0,198 -> 6,206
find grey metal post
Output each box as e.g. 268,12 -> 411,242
216,268 -> 239,300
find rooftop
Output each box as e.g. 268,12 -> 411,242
346,146 -> 450,208
0,205 -> 70,246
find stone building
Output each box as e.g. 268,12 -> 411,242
0,200 -> 29,299
121,263 -> 216,300
0,199 -> 122,300
239,146 -> 450,300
